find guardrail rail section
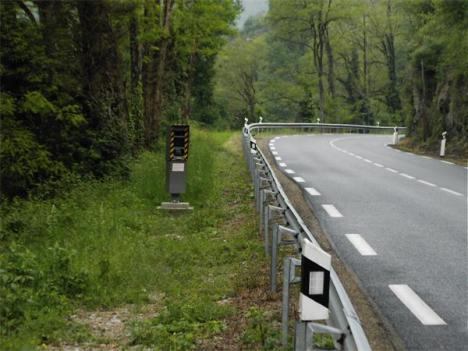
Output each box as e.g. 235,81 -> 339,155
242,122 -> 405,351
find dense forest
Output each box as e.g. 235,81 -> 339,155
215,0 -> 467,153
1,0 -> 466,200
1,0 -> 239,199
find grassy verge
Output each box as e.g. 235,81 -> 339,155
0,129 -> 284,350
395,136 -> 467,165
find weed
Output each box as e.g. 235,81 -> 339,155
242,307 -> 282,350
0,129 -> 266,349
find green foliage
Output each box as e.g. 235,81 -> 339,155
242,307 -> 282,350
130,300 -> 229,349
0,0 -> 240,199
0,130 -> 261,348
0,242 -> 90,347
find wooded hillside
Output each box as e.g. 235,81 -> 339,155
215,0 -> 467,154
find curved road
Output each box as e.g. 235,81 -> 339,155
269,134 -> 467,350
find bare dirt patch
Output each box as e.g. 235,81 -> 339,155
47,294 -> 163,350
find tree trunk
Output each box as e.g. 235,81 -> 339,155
325,27 -> 335,99
129,15 -> 140,93
383,0 -> 401,113
143,0 -> 174,148
363,14 -> 368,100
77,0 -> 128,164
420,59 -> 429,141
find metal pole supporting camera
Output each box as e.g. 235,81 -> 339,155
392,126 -> 399,145
158,125 -> 193,210
440,131 -> 447,157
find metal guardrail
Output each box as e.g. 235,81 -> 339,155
242,122 -> 405,350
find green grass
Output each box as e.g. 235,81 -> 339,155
0,129 -> 282,350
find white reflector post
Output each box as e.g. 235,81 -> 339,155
299,238 -> 332,321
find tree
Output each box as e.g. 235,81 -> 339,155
215,36 -> 265,127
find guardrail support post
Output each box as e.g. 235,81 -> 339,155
271,224 -> 279,292
282,257 -> 301,347
294,322 -> 307,351
282,257 -> 292,347
264,205 -> 282,256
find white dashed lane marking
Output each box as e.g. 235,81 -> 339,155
400,173 -> 415,180
270,146 -> 276,150
330,138 -> 464,196
275,156 -> 282,161
440,188 -> 463,197
293,177 -> 305,183
279,163 -> 287,167
322,204 -> 343,218
272,151 -> 278,155
345,234 -> 377,256
389,285 -> 446,326
285,169 -> 295,174
305,187 -> 321,196
417,179 -> 436,187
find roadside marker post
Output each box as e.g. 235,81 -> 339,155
440,131 -> 447,157
158,125 -> 193,210
392,126 -> 399,145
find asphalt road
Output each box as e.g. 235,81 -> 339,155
268,134 -> 467,350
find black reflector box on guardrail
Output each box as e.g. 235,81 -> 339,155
299,237 -> 331,321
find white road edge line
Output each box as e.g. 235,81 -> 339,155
400,173 -> 415,180
389,284 -> 446,325
285,169 -> 295,174
441,160 -> 454,165
417,179 -> 436,187
386,167 -> 398,173
305,187 -> 321,196
374,163 -> 384,167
322,204 -> 343,218
293,177 -> 305,183
279,163 -> 287,167
345,234 -> 377,256
422,156 -> 432,159
440,188 -> 463,196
